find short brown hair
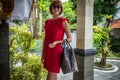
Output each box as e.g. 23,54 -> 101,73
49,0 -> 63,15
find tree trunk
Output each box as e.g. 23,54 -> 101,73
39,12 -> 42,36
100,39 -> 107,65
105,18 -> 113,28
93,20 -> 97,26
100,53 -> 107,65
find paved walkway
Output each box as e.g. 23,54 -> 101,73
58,59 -> 120,80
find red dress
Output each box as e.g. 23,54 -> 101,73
43,17 -> 69,73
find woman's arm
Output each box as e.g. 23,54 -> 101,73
63,20 -> 72,42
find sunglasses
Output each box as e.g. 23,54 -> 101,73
51,5 -> 61,9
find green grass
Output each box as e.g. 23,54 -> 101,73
108,52 -> 120,58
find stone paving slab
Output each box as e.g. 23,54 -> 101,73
58,59 -> 120,80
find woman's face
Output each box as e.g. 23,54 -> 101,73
51,5 -> 61,16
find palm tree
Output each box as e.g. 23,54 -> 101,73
94,0 -> 120,66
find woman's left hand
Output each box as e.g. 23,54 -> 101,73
49,41 -> 57,48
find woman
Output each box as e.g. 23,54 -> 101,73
41,0 -> 72,80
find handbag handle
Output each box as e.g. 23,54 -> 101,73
63,39 -> 72,49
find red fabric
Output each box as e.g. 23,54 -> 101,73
43,17 -> 69,73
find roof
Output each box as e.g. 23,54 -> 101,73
110,19 -> 120,28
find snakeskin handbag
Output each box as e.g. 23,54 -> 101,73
61,39 -> 78,74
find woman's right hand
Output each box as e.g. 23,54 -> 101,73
41,56 -> 44,64
48,41 -> 57,48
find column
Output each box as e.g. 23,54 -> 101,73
0,20 -> 9,80
73,0 -> 97,80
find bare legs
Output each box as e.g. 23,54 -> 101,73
46,71 -> 57,80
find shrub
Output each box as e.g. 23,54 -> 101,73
110,36 -> 120,53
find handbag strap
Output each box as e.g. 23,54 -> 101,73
63,39 -> 72,49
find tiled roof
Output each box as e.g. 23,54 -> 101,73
110,19 -> 120,28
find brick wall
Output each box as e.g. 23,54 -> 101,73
0,22 -> 10,80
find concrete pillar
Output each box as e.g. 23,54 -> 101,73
73,0 -> 97,80
0,20 -> 9,80
76,0 -> 94,49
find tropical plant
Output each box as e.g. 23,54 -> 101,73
93,0 -> 120,66
94,0 -> 120,26
10,24 -> 47,80
37,0 -> 51,24
93,26 -> 112,66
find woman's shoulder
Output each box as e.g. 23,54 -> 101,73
59,17 -> 69,23
45,17 -> 69,23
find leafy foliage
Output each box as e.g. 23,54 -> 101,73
37,0 -> 51,22
93,26 -> 112,65
62,2 -> 76,31
10,53 -> 47,80
93,26 -> 112,53
69,0 -> 77,11
94,0 -> 120,25
93,0 -> 120,66
10,24 -> 47,80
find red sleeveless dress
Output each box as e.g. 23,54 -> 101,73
43,17 -> 69,73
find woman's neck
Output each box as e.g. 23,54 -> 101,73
53,15 -> 61,19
